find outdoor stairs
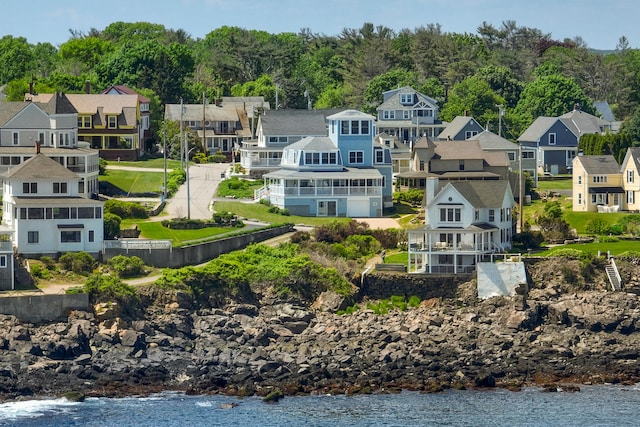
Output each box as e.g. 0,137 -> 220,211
605,257 -> 622,291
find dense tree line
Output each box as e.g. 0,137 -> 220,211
3,20 -> 640,145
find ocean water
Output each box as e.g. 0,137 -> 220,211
1,385 -> 639,427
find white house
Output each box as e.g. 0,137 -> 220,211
2,153 -> 104,257
407,180 -> 515,274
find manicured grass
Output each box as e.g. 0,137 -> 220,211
536,178 -> 573,191
535,239 -> 640,256
563,210 -> 628,234
121,219 -> 233,246
107,157 -> 184,170
213,200 -> 352,227
100,169 -> 165,194
384,251 -> 408,265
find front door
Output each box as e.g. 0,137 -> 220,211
318,200 -> 337,216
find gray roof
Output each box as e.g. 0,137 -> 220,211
517,117 -> 561,142
3,153 -> 79,180
413,135 -> 437,150
575,155 -> 620,174
377,86 -> 439,110
39,93 -> 77,115
438,116 -> 481,140
327,109 -> 375,121
259,110 -> 327,136
472,130 -> 519,150
0,146 -> 98,156
264,167 -> 382,180
284,136 -> 337,151
594,101 -> 615,122
447,180 -> 511,209
0,102 -> 31,126
13,196 -> 102,206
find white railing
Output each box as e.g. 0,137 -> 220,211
271,186 -> 382,197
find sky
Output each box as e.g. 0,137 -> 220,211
2,0 -> 639,51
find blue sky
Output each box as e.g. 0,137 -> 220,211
3,0 -> 638,50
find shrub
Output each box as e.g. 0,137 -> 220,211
585,218 -> 611,236
166,169 -> 186,197
59,252 -> 96,275
393,189 -> 424,206
290,231 -> 311,243
192,152 -> 209,164
107,255 -> 146,278
512,231 -> 544,249
31,263 -> 51,280
408,295 -> 421,308
104,213 -> 122,240
83,273 -> 139,308
104,200 -> 148,219
210,152 -> 227,163
40,256 -> 56,270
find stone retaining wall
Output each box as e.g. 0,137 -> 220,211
361,272 -> 473,300
0,294 -> 89,323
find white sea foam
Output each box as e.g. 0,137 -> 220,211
0,398 -> 78,421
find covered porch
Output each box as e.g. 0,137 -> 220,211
407,223 -> 502,274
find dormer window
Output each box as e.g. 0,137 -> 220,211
108,116 -> 117,129
400,93 -> 413,104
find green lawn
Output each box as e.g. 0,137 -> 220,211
107,157 -> 184,170
383,251 -> 408,265
100,169 -> 165,194
535,240 -> 640,256
121,219 -> 234,247
213,200 -> 352,227
535,178 -> 573,191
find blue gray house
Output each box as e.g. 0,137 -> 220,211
518,106 -> 614,175
258,110 -> 393,217
438,116 -> 485,141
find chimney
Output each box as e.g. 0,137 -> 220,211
84,80 -> 91,94
463,110 -> 468,116
29,81 -> 34,95
35,141 -> 41,154
574,103 -> 580,111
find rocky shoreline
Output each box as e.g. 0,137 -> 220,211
2,259 -> 640,402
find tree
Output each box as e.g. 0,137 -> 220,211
104,213 -> 122,240
536,201 -> 571,242
512,73 -> 594,133
440,76 -> 506,127
58,36 -> 115,76
0,36 -> 35,84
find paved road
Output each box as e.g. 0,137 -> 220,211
167,162 -> 231,220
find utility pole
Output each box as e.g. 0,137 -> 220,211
179,97 -> 184,171
162,123 -> 167,203
497,104 -> 504,138
202,91 -> 206,153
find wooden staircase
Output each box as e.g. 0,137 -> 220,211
605,257 -> 622,291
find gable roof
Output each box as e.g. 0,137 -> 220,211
413,135 -> 437,150
622,146 -> 640,172
378,86 -> 438,110
446,180 -> 512,209
165,103 -> 241,122
259,110 -> 327,136
517,116 -> 565,142
101,85 -> 151,104
439,116 -> 482,140
327,109 -> 375,121
574,155 -> 620,174
559,109 -> 611,135
38,92 -> 77,115
472,130 -> 519,151
3,153 -> 79,180
0,102 -> 31,126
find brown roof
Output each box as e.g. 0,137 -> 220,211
433,140 -> 484,160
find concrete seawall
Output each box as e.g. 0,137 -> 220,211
0,294 -> 89,323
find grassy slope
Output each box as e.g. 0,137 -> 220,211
100,170 -> 165,194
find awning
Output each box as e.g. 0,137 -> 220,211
588,187 -> 624,194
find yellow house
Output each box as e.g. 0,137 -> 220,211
620,147 -> 640,211
572,155 -> 623,212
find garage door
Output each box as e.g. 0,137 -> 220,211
347,199 -> 370,217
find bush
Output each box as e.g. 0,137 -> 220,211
40,256 -> 57,270
104,213 -> 122,240
59,252 -> 96,275
585,218 -> 611,236
83,273 -> 139,307
166,169 -> 186,197
31,263 -> 51,280
107,255 -> 146,278
104,200 -> 148,219
393,189 -> 424,206
512,230 -> 544,249
192,152 -> 209,164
